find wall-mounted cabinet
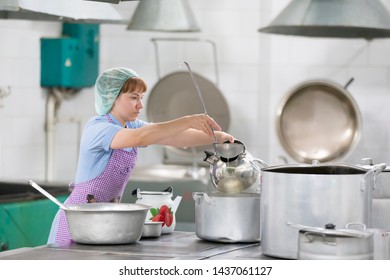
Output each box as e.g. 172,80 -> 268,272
40,23 -> 99,88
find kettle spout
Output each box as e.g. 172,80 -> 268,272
172,196 -> 182,212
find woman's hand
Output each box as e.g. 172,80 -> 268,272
215,131 -> 235,143
183,114 -> 221,138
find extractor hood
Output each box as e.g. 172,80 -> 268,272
258,0 -> 390,39
0,0 -> 130,23
127,0 -> 200,32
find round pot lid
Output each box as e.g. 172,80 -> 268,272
276,79 -> 361,163
147,71 -> 230,156
289,222 -> 372,238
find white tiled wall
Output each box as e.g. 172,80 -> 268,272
0,0 -> 390,183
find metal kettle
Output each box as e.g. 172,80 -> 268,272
203,140 -> 262,194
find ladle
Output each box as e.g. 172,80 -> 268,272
28,180 -> 67,210
179,61 -> 219,154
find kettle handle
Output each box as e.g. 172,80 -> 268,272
131,188 -> 143,199
162,186 -> 173,193
251,158 -> 269,168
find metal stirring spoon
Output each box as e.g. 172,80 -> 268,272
179,61 -> 219,154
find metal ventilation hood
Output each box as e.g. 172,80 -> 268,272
0,0 -> 130,23
127,0 -> 200,32
258,0 -> 390,39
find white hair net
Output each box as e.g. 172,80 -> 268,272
94,67 -> 138,115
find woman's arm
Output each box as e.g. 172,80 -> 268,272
110,114 -> 232,149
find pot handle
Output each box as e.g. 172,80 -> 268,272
192,192 -> 216,206
192,192 -> 202,205
345,222 -> 366,231
361,163 -> 386,191
203,193 -> 216,206
302,232 -> 337,246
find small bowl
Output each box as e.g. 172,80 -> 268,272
141,221 -> 163,238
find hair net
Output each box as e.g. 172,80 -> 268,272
94,67 -> 138,115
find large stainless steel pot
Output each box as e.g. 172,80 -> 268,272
291,223 -> 374,260
259,161 -> 385,259
192,192 -> 260,243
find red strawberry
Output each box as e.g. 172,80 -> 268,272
164,212 -> 173,227
152,213 -> 165,226
159,205 -> 171,216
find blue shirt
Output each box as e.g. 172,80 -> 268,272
74,114 -> 148,183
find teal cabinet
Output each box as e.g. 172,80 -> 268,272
40,23 -> 99,88
0,182 -> 69,251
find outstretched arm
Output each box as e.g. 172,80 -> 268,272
110,114 -> 232,149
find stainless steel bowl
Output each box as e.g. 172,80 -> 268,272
141,221 -> 163,238
65,203 -> 150,244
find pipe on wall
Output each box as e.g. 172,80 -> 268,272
45,88 -> 81,182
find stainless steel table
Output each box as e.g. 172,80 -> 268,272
0,232 -> 277,260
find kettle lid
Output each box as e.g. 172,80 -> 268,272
215,140 -> 246,162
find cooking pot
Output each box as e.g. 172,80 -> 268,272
258,161 -> 386,259
28,180 -> 150,244
289,222 -> 374,260
192,191 -> 260,243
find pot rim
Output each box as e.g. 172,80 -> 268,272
65,202 -> 151,212
261,162 -> 368,174
193,191 -> 260,198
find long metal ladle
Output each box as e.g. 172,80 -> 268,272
28,180 -> 67,210
179,61 -> 219,153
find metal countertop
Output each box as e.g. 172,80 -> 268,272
0,232 -> 278,260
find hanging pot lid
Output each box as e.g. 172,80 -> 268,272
147,71 -> 230,157
258,0 -> 390,39
275,79 -> 361,163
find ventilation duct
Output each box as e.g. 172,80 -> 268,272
258,0 -> 390,39
127,0 -> 200,32
0,0 -> 129,23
